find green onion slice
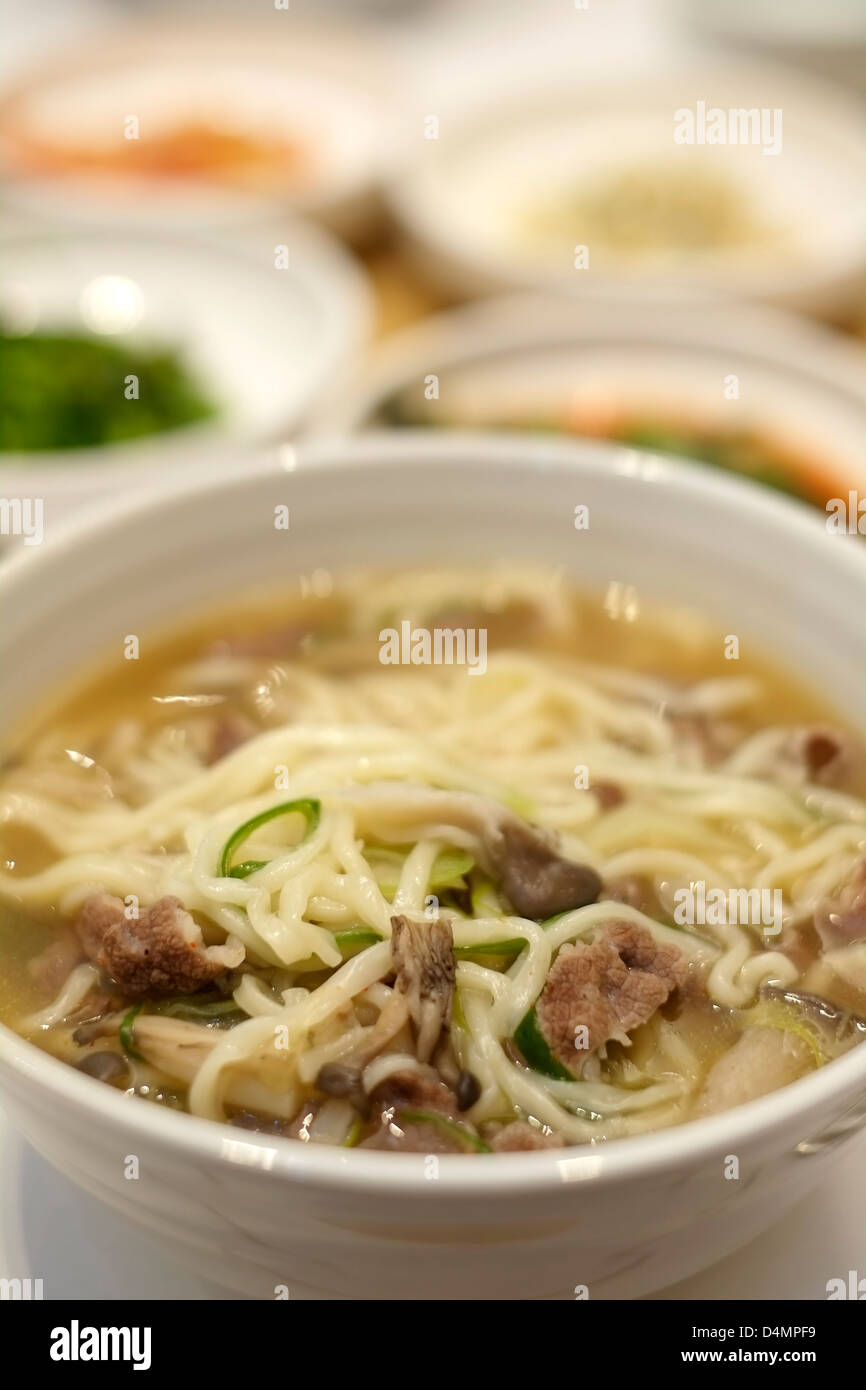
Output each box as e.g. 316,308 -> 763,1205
119,1003 -> 144,1061
156,996 -> 242,1024
219,798 -> 320,879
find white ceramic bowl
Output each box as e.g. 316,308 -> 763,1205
0,20 -> 402,240
388,61 -> 866,317
0,222 -> 371,536
0,433 -> 864,1302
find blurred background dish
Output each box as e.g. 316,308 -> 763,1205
311,296 -> 866,510
0,220 -> 371,527
388,61 -> 866,320
672,0 -> 866,95
0,19 -> 402,240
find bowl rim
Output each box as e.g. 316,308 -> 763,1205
306,292 -> 866,446
1,430 -> 865,1196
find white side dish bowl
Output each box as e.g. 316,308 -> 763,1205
388,62 -> 866,317
0,21 -> 402,240
0,223 -> 371,534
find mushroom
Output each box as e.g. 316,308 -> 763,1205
342,783 -> 602,920
75,1050 -> 130,1087
390,913 -> 456,1063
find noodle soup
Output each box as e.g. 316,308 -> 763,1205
1,566 -> 864,1154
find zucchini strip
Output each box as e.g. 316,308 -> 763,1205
333,927 -> 384,957
454,937 -> 529,960
373,848 -> 475,898
513,1007 -> 577,1081
156,997 -> 243,1024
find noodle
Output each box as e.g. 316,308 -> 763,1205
1,566 -> 864,1151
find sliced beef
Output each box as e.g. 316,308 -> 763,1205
360,1068 -> 469,1152
75,893 -> 244,998
368,1069 -> 457,1117
795,727 -> 861,789
489,1121 -> 564,1152
534,920 -> 687,1073
390,914 -> 456,1062
359,1116 -> 466,1153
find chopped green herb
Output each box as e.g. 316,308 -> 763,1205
0,329 -> 216,452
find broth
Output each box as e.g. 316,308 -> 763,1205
1,566 -> 864,1153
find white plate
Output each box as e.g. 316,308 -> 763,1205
310,295 -> 866,498
0,19 -> 401,239
0,222 -> 371,528
388,60 -> 866,316
1,1104 -> 863,1301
